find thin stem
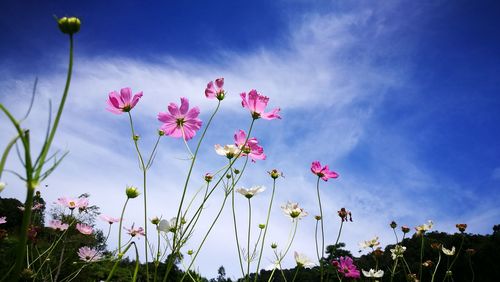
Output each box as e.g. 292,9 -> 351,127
34,34 -> 74,181
315,177 -> 325,282
267,221 -> 298,282
390,257 -> 399,282
246,198 -> 252,282
419,235 -> 425,281
292,266 -> 300,282
118,198 -> 130,254
231,166 -> 245,277
254,178 -> 277,282
431,252 -> 441,282
334,221 -> 344,246
468,256 -> 475,282
127,112 -> 149,280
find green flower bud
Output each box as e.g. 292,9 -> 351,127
126,186 -> 140,199
133,135 -> 140,141
151,217 -> 160,225
187,249 -> 194,255
390,221 -> 397,229
57,17 -> 81,35
234,169 -> 240,174
158,130 -> 165,136
258,224 -> 266,229
271,243 -> 277,249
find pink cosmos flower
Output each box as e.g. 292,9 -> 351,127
49,220 -> 69,231
158,97 -> 202,140
77,246 -> 102,262
234,130 -> 266,162
106,87 -> 143,114
124,224 -> 145,237
57,197 -> 88,210
332,256 -> 360,279
0,216 -> 6,224
311,161 -> 339,181
99,215 -> 120,224
205,78 -> 225,100
76,223 -> 93,235
240,89 -> 281,120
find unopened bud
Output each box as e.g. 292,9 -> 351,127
151,217 -> 160,225
401,226 -> 410,233
57,17 -> 81,35
226,174 -> 231,179
314,215 -> 322,221
234,169 -> 240,174
204,173 -> 213,183
158,130 -> 165,136
390,221 -> 397,229
187,250 -> 194,255
125,186 -> 140,199
268,169 -> 283,179
133,135 -> 140,141
271,243 -> 277,249
258,224 -> 266,229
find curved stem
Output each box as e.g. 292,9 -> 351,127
292,266 -> 300,282
419,235 -> 424,281
118,198 -> 130,254
231,166 -> 245,277
431,252 -> 441,282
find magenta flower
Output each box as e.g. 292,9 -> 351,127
0,216 -> 6,224
76,223 -> 93,235
158,97 -> 202,140
205,78 -> 225,100
77,246 -> 102,262
240,89 -> 281,120
100,215 -> 121,224
124,224 -> 145,237
333,256 -> 360,279
234,130 -> 266,162
49,220 -> 69,231
106,87 -> 143,114
311,161 -> 339,181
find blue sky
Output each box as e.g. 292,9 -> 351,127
1,0 -> 500,279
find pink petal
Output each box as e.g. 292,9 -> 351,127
157,112 -> 176,123
261,108 -> 282,120
205,81 -> 216,98
215,78 -> 224,88
311,161 -> 322,174
254,94 -> 269,113
120,88 -> 132,104
247,90 -> 259,112
240,92 -> 249,109
161,123 -> 182,138
167,102 -> 180,116
130,92 -> 143,108
185,107 -> 200,120
234,130 -> 247,146
179,97 -> 189,115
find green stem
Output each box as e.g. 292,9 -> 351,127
127,112 -> 149,280
390,257 -> 399,282
315,177 -> 325,282
254,178 -> 277,282
468,256 -> 475,282
292,266 -> 300,282
14,130 -> 34,277
0,135 -> 20,180
34,34 -> 73,180
246,198 -> 252,282
267,221 -> 298,282
431,252 -> 441,282
231,169 -> 245,277
118,198 -> 130,254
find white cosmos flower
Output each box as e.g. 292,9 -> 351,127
214,144 -> 241,158
415,220 -> 433,235
294,252 -> 316,269
281,202 -> 308,220
158,217 -> 177,233
362,269 -> 384,278
359,236 -> 380,249
442,246 -> 456,256
236,186 -> 265,199
390,245 -> 406,260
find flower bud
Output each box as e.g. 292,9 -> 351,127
158,130 -> 165,136
151,217 -> 160,225
126,186 -> 140,199
133,135 -> 140,141
390,221 -> 397,229
187,249 -> 194,255
234,169 -> 240,174
204,173 -> 213,183
258,224 -> 266,229
181,217 -> 187,225
314,215 -> 322,221
57,17 -> 81,35
456,223 -> 467,233
271,243 -> 277,249
268,169 -> 283,179
226,174 -> 231,179
401,226 -> 410,233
